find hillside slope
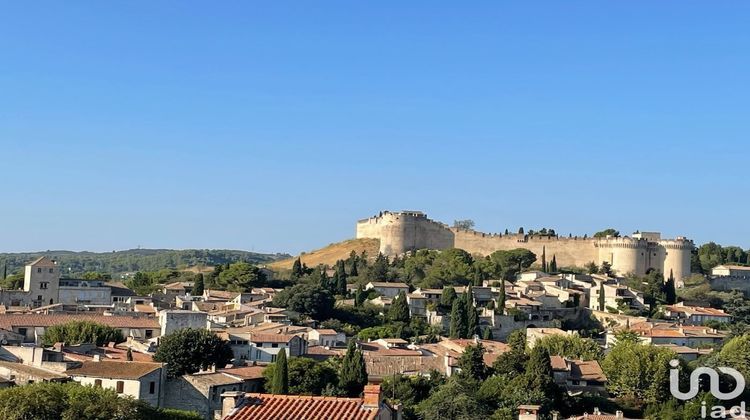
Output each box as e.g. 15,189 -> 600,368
268,238 -> 380,271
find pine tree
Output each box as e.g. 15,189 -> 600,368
449,296 -> 467,339
340,340 -> 367,397
518,227 -> 524,235
291,258 -> 303,279
193,274 -> 205,296
388,291 -> 410,323
598,282 -> 606,311
465,287 -> 478,337
271,350 -> 289,394
126,347 -> 133,361
541,246 -> 547,273
504,229 -> 509,235
550,255 -> 557,273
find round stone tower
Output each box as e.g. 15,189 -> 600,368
659,237 -> 694,283
595,236 -> 649,277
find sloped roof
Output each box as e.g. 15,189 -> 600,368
0,314 -> 159,329
225,393 -> 380,420
66,360 -> 162,380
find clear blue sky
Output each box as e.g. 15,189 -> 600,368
1,2 -> 749,254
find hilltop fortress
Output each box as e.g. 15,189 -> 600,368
356,210 -> 694,280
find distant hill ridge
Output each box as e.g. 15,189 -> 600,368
0,249 -> 290,277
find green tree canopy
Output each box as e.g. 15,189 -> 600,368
263,357 -> 339,396
271,350 -> 289,394
593,228 -> 620,238
339,340 -> 368,397
388,291 -> 411,323
42,321 -> 124,347
153,328 -> 233,378
272,283 -> 335,320
217,261 -> 266,291
533,334 -> 603,361
0,381 -> 200,420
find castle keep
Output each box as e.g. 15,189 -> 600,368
356,211 -> 693,280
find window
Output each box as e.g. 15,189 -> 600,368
94,379 -> 102,387
40,282 -> 48,290
149,381 -> 156,394
18,328 -> 27,336
271,354 -> 277,362
255,350 -> 261,359
271,343 -> 278,348
116,381 -> 124,393
28,380 -> 34,384
145,330 -> 153,339
49,268 -> 53,273
37,295 -> 42,301
37,268 -> 42,273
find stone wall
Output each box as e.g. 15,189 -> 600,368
356,210 -> 693,280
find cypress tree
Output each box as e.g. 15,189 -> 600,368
449,296 -> 467,339
598,282 -> 606,311
271,350 -> 289,394
482,326 -> 493,340
291,258 -> 303,279
350,259 -> 358,277
465,287 -> 478,337
664,269 -> 677,304
388,291 -> 410,323
541,246 -> 547,272
441,287 -> 457,308
497,278 -> 506,315
354,285 -> 364,307
336,272 -> 347,296
2,263 -> 6,280
340,340 -> 367,397
193,274 -> 205,296
320,268 -> 330,291
550,255 -> 557,273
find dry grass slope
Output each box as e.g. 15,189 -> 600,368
268,238 -> 380,271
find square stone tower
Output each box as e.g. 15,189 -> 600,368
23,256 -> 60,307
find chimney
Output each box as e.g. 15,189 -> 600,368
616,410 -> 624,419
93,354 -> 101,362
518,405 -> 541,420
363,384 -> 382,409
221,391 -> 245,418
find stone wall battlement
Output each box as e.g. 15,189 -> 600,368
355,210 -> 693,280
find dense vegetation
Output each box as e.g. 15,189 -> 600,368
153,328 -> 234,378
42,321 -> 124,347
262,340 -> 367,398
0,248 -> 288,278
0,382 -> 201,420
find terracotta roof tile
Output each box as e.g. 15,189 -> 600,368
226,393 -> 380,420
0,314 -> 159,329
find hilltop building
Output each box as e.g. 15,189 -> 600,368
357,210 -> 693,280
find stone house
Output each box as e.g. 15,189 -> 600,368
365,282 -> 409,299
550,356 -> 607,395
66,359 -> 166,406
164,371 -> 245,420
307,329 -> 345,347
0,314 -> 160,345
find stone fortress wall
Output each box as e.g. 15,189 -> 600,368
356,211 -> 693,280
